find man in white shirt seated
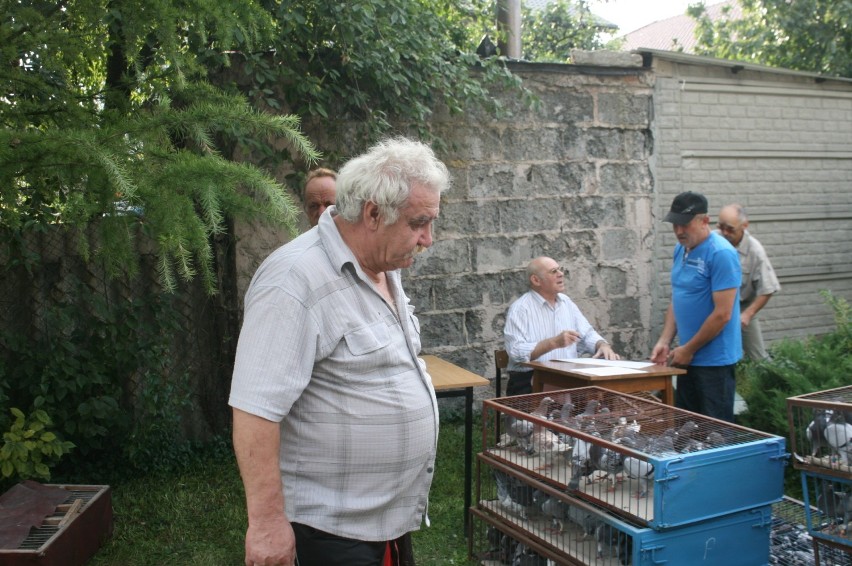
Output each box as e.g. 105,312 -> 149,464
503,256 -> 620,395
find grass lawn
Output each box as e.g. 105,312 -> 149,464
88,415 -> 481,565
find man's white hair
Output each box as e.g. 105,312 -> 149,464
335,137 -> 450,224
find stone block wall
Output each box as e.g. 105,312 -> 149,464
233,53 -> 852,397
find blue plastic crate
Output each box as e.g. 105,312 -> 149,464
474,453 -> 773,565
483,386 -> 788,529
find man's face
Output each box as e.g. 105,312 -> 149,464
304,176 -> 337,227
673,214 -> 710,251
374,184 -> 440,271
532,258 -> 565,296
716,207 -> 746,246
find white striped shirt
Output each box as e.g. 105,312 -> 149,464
504,290 -> 605,372
229,209 -> 438,541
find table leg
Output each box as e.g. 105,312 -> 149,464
463,386 -> 472,533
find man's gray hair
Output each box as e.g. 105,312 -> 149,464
335,137 -> 450,224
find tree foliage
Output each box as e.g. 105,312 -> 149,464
1,0 -> 318,292
689,0 -> 852,78
521,0 -> 621,62
228,0 -> 526,152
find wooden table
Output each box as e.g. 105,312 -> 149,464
523,360 -> 686,405
423,355 -> 490,531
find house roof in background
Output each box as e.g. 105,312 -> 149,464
622,0 -> 741,53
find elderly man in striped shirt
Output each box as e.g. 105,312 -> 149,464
503,256 -> 620,396
230,138 -> 448,566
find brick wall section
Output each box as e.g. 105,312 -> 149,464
646,53 -> 852,343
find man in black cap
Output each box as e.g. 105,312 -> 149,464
650,191 -> 742,422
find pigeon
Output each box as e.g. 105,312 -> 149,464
623,454 -> 653,498
592,444 -> 624,491
494,469 -> 536,518
502,414 -> 535,453
595,522 -> 631,564
531,396 -> 554,419
705,431 -> 726,449
528,427 -> 572,465
673,420 -> 701,453
540,495 -> 572,533
806,409 -> 832,458
824,413 -> 852,465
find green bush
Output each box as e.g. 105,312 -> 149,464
736,290 -> 851,495
0,278 -> 193,479
1,408 -> 75,490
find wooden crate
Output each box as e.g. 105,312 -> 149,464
0,484 -> 112,566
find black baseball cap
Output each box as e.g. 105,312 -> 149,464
664,192 -> 708,225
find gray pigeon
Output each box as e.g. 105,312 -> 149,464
806,409 -> 832,457
824,415 -> 852,465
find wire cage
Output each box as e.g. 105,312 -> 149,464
788,385 -> 852,477
771,496 -> 818,566
482,386 -> 788,529
472,452 -> 774,566
813,537 -> 852,566
801,471 -> 852,550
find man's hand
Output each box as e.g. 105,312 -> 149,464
592,343 -> 620,360
650,343 -> 669,365
552,330 -> 581,349
245,515 -> 296,566
740,311 -> 753,328
667,345 -> 694,367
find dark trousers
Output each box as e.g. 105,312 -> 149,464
292,523 -> 415,566
506,370 -> 534,396
675,364 -> 736,423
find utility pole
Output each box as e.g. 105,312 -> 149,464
496,0 -> 521,59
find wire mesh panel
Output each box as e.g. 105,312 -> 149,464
473,452 -> 774,565
469,506 -> 573,565
788,386 -> 852,477
771,496 -> 817,565
801,471 -> 852,551
813,537 -> 852,566
482,386 -> 787,529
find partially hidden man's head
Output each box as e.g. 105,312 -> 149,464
336,137 -> 450,270
304,168 -> 337,227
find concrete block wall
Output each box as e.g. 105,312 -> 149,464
233,53 -> 852,395
405,66 -> 657,383
647,53 -> 852,344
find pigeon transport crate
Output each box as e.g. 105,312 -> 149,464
482,386 -> 787,530
770,496 -> 818,566
472,452 -> 774,566
0,484 -> 113,566
469,504 -> 564,566
800,470 -> 852,552
813,537 -> 852,566
787,385 -> 852,477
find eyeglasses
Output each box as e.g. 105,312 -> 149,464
545,266 -> 564,275
716,222 -> 740,233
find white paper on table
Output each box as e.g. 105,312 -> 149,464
569,366 -> 647,377
553,358 -> 655,370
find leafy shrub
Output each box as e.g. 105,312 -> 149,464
736,290 -> 851,496
0,278 -> 193,479
1,408 -> 75,491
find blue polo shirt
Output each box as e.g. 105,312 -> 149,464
671,231 -> 742,366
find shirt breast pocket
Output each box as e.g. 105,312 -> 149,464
344,320 -> 391,356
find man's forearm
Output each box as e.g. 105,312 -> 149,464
743,294 -> 771,318
233,408 -> 286,522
